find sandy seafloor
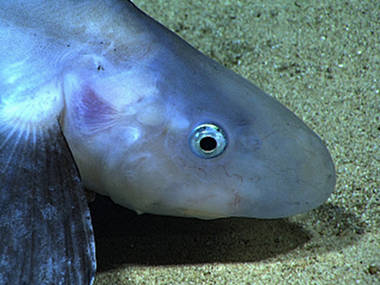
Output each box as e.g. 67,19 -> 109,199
93,0 -> 379,284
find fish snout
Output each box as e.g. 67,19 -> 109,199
229,121 -> 335,219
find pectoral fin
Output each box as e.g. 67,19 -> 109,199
0,121 -> 96,284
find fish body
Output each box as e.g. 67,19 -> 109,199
0,0 -> 335,284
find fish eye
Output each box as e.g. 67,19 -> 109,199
189,123 -> 228,159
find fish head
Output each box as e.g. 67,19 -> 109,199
62,17 -> 335,220
133,49 -> 336,219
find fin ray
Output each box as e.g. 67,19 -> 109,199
0,120 -> 96,284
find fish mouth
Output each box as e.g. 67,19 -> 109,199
236,150 -> 335,219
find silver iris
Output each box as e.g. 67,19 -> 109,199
189,123 -> 228,159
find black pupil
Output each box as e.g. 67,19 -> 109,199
199,136 -> 217,152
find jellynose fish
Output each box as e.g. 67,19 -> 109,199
0,0 -> 335,284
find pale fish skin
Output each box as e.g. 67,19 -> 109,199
0,0 -> 335,284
